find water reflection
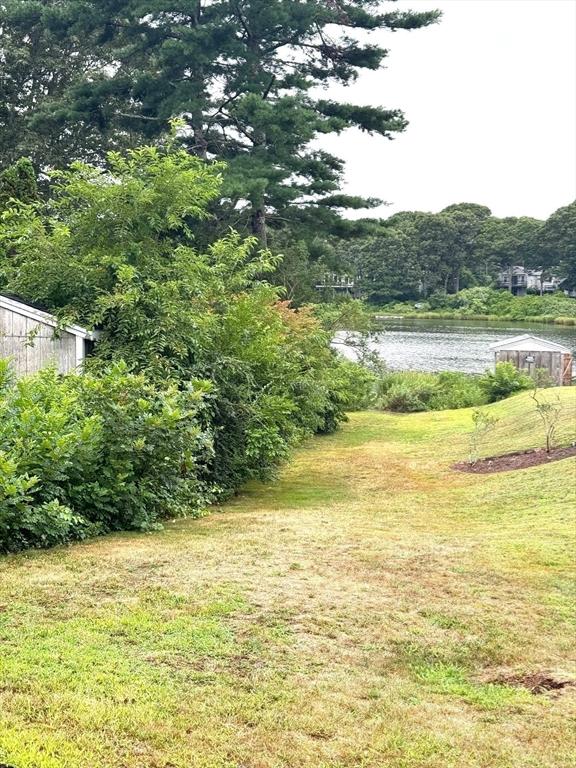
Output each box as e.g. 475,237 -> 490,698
336,318 -> 576,374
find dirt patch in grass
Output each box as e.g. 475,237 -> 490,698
454,444 -> 576,474
490,671 -> 576,695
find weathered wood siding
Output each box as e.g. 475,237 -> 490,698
0,306 -> 79,376
561,353 -> 573,386
495,349 -> 571,386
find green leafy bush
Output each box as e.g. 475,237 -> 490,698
375,363 -> 533,413
381,288 -> 576,322
428,372 -> 487,410
376,370 -> 487,413
0,364 -> 212,552
479,362 -> 533,402
0,145 -> 372,550
326,359 -> 377,411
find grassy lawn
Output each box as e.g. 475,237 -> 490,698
1,388 -> 575,768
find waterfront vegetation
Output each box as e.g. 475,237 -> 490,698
377,287 -> 576,325
374,362 -> 532,413
1,388 -> 575,768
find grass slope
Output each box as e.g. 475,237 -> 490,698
1,389 -> 575,768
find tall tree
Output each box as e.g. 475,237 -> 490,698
536,201 -> 576,288
341,226 -> 422,302
474,216 -> 543,276
440,203 -> 491,292
0,1 -> 117,168
0,0 -> 440,243
0,158 -> 39,210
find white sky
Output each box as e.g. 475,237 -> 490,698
318,0 -> 576,221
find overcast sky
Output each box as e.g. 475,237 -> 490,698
318,0 -> 576,221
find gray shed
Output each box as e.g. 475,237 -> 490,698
490,334 -> 573,386
0,294 -> 96,377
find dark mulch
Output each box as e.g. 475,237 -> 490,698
490,672 -> 576,695
454,444 -> 576,474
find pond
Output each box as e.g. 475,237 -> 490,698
336,317 -> 576,375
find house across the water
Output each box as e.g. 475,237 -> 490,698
0,294 -> 97,377
497,266 -> 565,297
490,334 -> 573,386
315,273 -> 356,295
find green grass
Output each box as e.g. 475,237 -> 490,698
1,388 -> 575,767
375,309 -> 576,325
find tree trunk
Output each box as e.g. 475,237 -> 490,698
251,204 -> 267,249
192,121 -> 208,160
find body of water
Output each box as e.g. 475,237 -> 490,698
336,317 -> 576,375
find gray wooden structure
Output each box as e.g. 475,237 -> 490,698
0,294 -> 96,377
490,334 -> 573,386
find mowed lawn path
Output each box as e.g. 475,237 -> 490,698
1,389 -> 575,768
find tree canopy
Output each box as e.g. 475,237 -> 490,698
337,200 -> 575,303
0,0 -> 440,245
534,201 -> 576,288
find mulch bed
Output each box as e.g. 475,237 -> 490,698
454,444 -> 576,474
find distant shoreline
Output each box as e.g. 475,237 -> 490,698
372,311 -> 576,327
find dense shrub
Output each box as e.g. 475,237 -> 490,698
382,287 -> 576,321
324,359 -> 377,412
377,371 -> 438,412
374,363 -> 535,413
375,370 -> 487,413
1,148 -> 364,502
0,363 -> 212,552
479,362 -> 533,402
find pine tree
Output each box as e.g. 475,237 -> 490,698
0,0 -> 440,243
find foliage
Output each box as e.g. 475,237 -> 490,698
0,363 -> 212,552
339,199 -> 574,306
529,386 -> 563,454
0,0 -> 439,247
0,0 -> 107,168
375,370 -> 487,413
338,227 -> 422,302
382,287 -> 576,322
0,158 -> 38,211
327,359 -> 377,412
479,362 -> 533,403
534,201 -> 576,289
468,408 -> 499,464
475,215 -> 543,272
374,364 -> 539,414
0,144 -> 363,536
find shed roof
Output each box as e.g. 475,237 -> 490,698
0,294 -> 96,340
490,334 -> 571,354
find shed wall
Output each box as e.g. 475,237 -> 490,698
0,307 -> 80,376
495,349 -> 569,386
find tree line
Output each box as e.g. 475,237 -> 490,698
334,200 -> 576,304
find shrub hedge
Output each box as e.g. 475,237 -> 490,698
0,362 -> 214,551
375,362 -> 534,413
